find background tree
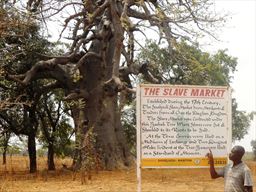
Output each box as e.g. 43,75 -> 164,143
37,91 -> 73,170
122,40 -> 252,151
0,129 -> 11,165
232,100 -> 254,141
121,105 -> 136,156
3,0 -> 230,169
137,40 -> 237,85
0,3 -> 54,172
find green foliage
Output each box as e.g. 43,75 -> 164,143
232,99 -> 252,141
0,145 -> 20,155
121,104 -> 136,155
37,91 -> 74,158
3,144 -> 22,155
54,122 -> 75,158
0,5 -> 53,131
138,40 -> 237,86
0,7 -> 51,72
0,5 -> 75,167
37,147 -> 47,157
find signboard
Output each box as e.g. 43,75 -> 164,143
136,84 -> 232,168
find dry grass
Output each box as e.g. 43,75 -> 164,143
1,156 -> 256,192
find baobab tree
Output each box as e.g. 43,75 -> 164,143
4,0 -> 226,170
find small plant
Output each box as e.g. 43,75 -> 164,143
80,127 -> 101,184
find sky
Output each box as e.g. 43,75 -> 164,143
208,0 -> 256,151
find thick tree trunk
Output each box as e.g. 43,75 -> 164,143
74,87 -> 130,170
93,96 -> 130,169
47,142 -> 55,170
28,133 -> 37,173
79,39 -> 130,170
72,53 -> 131,169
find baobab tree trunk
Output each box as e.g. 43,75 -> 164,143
72,35 -> 131,170
94,96 -> 131,169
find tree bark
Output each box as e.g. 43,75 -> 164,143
93,96 -> 130,169
74,36 -> 131,170
47,142 -> 55,170
28,133 -> 37,173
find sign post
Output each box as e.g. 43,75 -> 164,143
136,84 -> 232,191
136,85 -> 142,192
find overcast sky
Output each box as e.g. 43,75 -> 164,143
208,0 -> 256,151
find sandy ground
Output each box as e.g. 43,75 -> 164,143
1,157 -> 256,192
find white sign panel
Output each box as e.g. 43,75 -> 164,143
137,84 -> 232,168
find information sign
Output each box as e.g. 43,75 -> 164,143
136,84 -> 232,168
